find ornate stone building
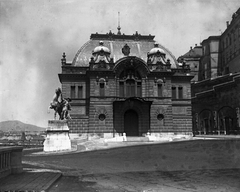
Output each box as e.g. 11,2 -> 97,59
178,44 -> 203,82
58,30 -> 193,138
219,8 -> 240,75
190,8 -> 240,135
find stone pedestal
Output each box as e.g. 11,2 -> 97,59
43,120 -> 71,152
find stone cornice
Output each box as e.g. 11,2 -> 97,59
58,74 -> 87,83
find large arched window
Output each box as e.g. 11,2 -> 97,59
119,68 -> 142,97
126,79 -> 135,97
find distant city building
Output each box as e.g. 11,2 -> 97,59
189,7 -> 240,135
200,36 -> 220,81
220,9 -> 240,74
58,29 -> 193,138
178,44 -> 203,82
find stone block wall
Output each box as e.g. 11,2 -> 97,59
172,105 -> 192,133
67,117 -> 89,134
90,78 -> 116,97
88,99 -> 114,134
107,78 -> 117,96
146,79 -> 155,97
150,102 -> 173,133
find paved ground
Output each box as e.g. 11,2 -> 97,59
0,168 -> 61,191
1,138 -> 240,191
48,169 -> 240,192
25,139 -> 240,191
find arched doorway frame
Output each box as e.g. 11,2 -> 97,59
113,97 -> 152,136
217,106 -> 236,135
124,109 -> 139,136
120,99 -> 144,136
198,109 -> 214,134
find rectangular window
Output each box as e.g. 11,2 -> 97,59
126,84 -> 131,97
204,63 -> 208,79
158,84 -> 162,97
178,87 -> 183,99
78,86 -> 83,98
100,83 -> 105,97
119,82 -> 124,97
71,86 -> 75,98
126,80 -> 135,97
131,83 -> 135,97
137,82 -> 142,97
172,86 -> 176,99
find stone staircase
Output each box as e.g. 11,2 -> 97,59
124,136 -> 149,142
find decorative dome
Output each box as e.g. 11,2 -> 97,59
72,32 -> 178,68
148,43 -> 165,56
93,41 -> 110,54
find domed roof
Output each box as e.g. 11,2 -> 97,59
72,32 -> 178,68
92,41 -> 110,54
148,43 -> 165,56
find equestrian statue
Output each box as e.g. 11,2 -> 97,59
48,87 -> 72,120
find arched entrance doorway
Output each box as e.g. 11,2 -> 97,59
218,106 -> 236,135
198,109 -> 214,134
124,110 -> 139,136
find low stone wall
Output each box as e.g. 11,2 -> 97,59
0,146 -> 23,179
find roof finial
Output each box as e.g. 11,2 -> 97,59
117,12 -> 121,35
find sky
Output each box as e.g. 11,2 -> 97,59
0,0 -> 239,127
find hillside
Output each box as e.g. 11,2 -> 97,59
0,120 -> 46,132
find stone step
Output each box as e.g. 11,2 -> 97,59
125,137 -> 149,142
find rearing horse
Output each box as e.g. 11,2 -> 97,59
49,88 -> 63,120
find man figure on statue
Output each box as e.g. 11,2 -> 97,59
48,88 -> 72,120
61,98 -> 72,120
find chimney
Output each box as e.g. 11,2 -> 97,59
226,21 -> 229,27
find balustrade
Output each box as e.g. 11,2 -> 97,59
0,146 -> 23,179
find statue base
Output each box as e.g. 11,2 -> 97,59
43,120 -> 71,152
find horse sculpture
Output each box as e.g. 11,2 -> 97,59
49,88 -> 71,120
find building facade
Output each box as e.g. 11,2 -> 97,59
190,7 -> 240,135
58,30 -> 193,138
200,36 -> 220,81
178,44 -> 203,82
219,9 -> 240,75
